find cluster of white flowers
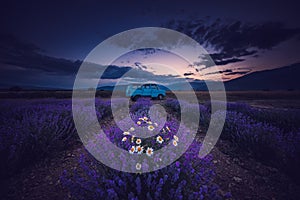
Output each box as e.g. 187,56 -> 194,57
120,117 -> 180,170
136,116 -> 158,131
172,135 -> 179,146
129,145 -> 153,156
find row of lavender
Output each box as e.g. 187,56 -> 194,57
166,98 -> 300,181
1,97 -> 299,198
61,98 -> 225,199
0,98 -> 110,179
218,102 -> 300,181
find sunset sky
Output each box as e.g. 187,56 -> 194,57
0,0 -> 299,89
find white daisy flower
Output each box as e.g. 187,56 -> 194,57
154,122 -> 158,127
143,116 -> 148,121
131,135 -> 135,143
147,121 -> 153,124
136,146 -> 144,154
138,117 -> 144,121
156,136 -> 164,144
121,137 -> 127,142
172,140 -> 178,147
137,121 -> 141,125
173,135 -> 179,141
136,163 -> 141,170
146,147 -> 154,157
129,127 -> 135,132
123,131 -> 130,135
129,146 -> 136,154
166,126 -> 170,132
148,125 -> 155,131
136,138 -> 142,145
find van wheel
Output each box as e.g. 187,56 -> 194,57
132,95 -> 140,101
158,94 -> 163,100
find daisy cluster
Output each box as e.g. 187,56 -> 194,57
121,117 -> 180,166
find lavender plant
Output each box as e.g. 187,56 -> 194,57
213,109 -> 300,181
0,99 -> 111,179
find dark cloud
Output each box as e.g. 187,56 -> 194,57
101,65 -> 163,80
0,33 -> 43,54
0,34 -> 142,83
214,58 -> 245,66
184,72 -> 195,76
204,69 -> 233,76
136,48 -> 157,55
165,18 -> 300,67
204,68 -> 251,76
0,35 -> 133,87
101,66 -> 132,79
0,34 -> 189,88
224,71 -> 250,76
0,33 -> 81,76
134,62 -> 148,69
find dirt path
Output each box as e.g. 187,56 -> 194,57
3,143 -> 84,200
211,140 -> 300,200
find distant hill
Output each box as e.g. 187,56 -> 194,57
97,85 -> 124,91
224,63 -> 300,91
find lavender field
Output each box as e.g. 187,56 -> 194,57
0,94 -> 300,200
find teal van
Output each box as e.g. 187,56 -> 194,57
126,84 -> 166,101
